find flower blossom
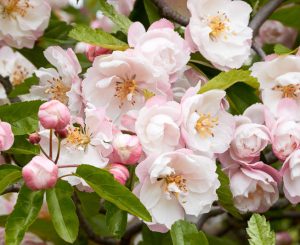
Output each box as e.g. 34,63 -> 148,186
0,121 -> 14,151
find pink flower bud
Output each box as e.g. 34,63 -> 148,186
38,100 -> 71,130
111,133 -> 142,165
22,156 -> 58,190
276,232 -> 292,245
85,44 -> 111,62
0,121 -> 14,151
108,163 -> 129,185
55,128 -> 68,139
28,133 -> 41,145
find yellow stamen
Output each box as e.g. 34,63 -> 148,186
272,84 -> 300,99
208,13 -> 229,39
45,78 -> 70,105
115,76 -> 137,107
66,127 -> 91,149
1,0 -> 30,18
195,113 -> 218,138
11,65 -> 28,86
165,174 -> 187,193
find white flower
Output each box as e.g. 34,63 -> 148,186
186,0 -> 252,70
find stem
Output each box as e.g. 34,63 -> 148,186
59,174 -> 75,179
39,145 -> 50,159
197,207 -> 225,230
49,129 -> 53,160
54,138 -> 61,164
58,164 -> 80,168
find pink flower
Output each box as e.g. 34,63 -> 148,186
0,0 -> 51,48
135,96 -> 182,155
108,0 -> 136,16
229,164 -> 279,213
0,121 -> 14,151
128,19 -> 190,81
38,100 -> 71,130
22,156 -> 58,191
110,133 -> 142,165
82,50 -> 169,121
85,44 -> 111,62
181,89 -> 235,154
281,150 -> 300,204
134,149 -> 220,230
108,163 -> 129,185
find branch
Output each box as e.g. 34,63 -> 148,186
197,207 -> 225,230
120,221 -> 143,245
2,184 -> 21,195
0,75 -> 21,103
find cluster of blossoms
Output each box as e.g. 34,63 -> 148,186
1,0 -> 300,237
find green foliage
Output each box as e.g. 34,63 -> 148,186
69,25 -> 129,50
46,180 -> 79,243
271,5 -> 300,30
216,165 -> 242,219
143,0 -> 160,23
76,165 -> 152,222
199,69 -> 259,94
97,0 -> 132,33
274,44 -> 293,55
18,46 -> 48,69
0,165 -> 22,194
170,220 -> 209,245
247,214 -> 275,245
5,185 -> 44,245
9,76 -> 39,98
104,201 -> 127,238
6,135 -> 40,155
141,225 -> 172,245
0,100 -> 43,135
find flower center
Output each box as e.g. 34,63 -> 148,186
165,174 -> 187,193
11,65 -> 28,86
272,84 -> 300,99
195,113 -> 218,138
66,127 -> 91,149
115,76 -> 137,107
208,13 -> 229,39
45,78 -> 71,105
0,0 -> 30,18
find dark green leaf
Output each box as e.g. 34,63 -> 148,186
0,165 -> 22,194
18,47 -> 48,68
0,100 -> 43,135
141,225 -> 172,245
46,180 -> 79,243
206,234 -> 239,245
216,165 -> 242,219
143,0 -> 160,23
199,69 -> 259,94
104,201 -> 127,238
271,5 -> 300,30
98,0 -> 132,33
69,25 -> 129,50
76,165 -> 152,222
8,75 -> 39,98
6,135 -> 40,155
5,185 -> 44,245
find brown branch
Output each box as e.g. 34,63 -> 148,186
120,221 -> 143,245
2,184 -> 21,195
197,207 -> 225,230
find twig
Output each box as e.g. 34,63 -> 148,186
268,211 -> 300,220
2,184 -> 21,195
197,207 -> 225,230
0,75 -> 21,103
120,221 -> 143,245
252,41 -> 266,59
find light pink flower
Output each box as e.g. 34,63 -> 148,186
82,50 -> 170,121
108,0 -> 135,16
134,149 -> 220,230
186,0 -> 253,70
108,163 -> 129,185
128,19 -> 190,81
0,0 -> 51,48
181,89 -> 235,154
22,156 -> 58,190
230,164 -> 279,213
0,121 -> 14,151
281,149 -> 300,204
38,100 -> 71,130
85,44 -> 111,62
110,133 -> 142,165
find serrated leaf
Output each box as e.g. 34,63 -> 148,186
247,214 -> 275,245
98,0 -> 132,33
170,220 -> 208,245
9,76 -> 39,98
216,165 -> 242,219
104,201 -> 127,238
143,0 -> 160,23
199,69 -> 259,94
69,25 -> 129,50
0,165 -> 22,194
76,165 -> 152,222
5,185 -> 44,245
46,180 -> 79,243
0,100 -> 43,135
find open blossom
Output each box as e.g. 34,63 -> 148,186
82,49 -> 169,121
0,121 -> 14,151
281,150 -> 300,204
186,0 -> 252,70
0,0 -> 51,48
251,55 -> 300,119
230,164 -> 280,213
30,46 -> 83,115
135,96 -> 182,155
135,149 -> 219,230
181,89 -> 235,154
128,19 -> 190,81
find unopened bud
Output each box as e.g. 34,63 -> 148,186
108,163 -> 129,185
28,133 -> 41,144
55,128 -> 68,139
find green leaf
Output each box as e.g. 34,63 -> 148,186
104,201 -> 127,238
216,165 -> 242,219
0,165 -> 22,194
141,225 -> 172,245
274,44 -> 292,55
76,165 -> 152,222
8,76 -> 39,98
6,135 -> 40,155
69,25 -> 129,51
143,0 -> 160,23
98,0 -> 132,33
46,180 -> 79,243
271,5 -> 300,30
0,100 -> 43,135
199,69 -> 259,94
247,214 -> 275,245
170,220 -> 209,245
5,185 -> 44,245
18,46 -> 48,69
